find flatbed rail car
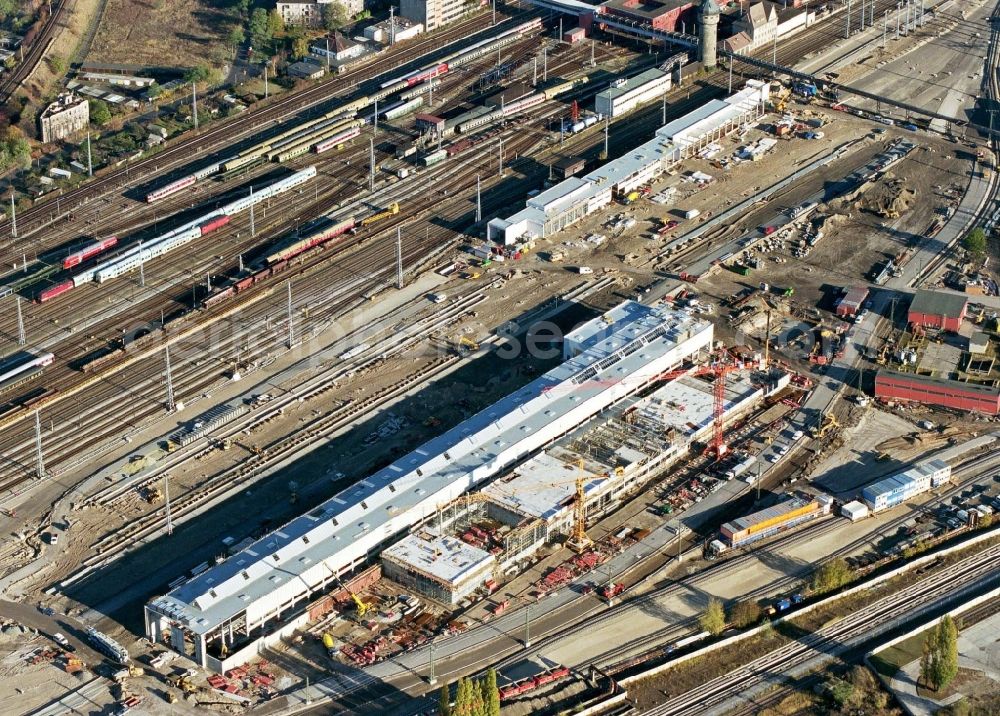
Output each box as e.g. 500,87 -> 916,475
0,350 -> 55,394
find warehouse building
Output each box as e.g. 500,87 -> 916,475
907,290 -> 968,332
595,68 -> 672,117
488,81 -> 768,244
720,492 -> 832,548
145,301 -> 713,672
874,371 -> 1000,416
861,459 -> 951,512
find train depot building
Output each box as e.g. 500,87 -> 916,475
146,301 -> 748,672
488,81 -> 769,245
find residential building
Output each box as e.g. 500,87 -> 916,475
730,2 -> 777,51
277,0 -> 364,28
39,92 -> 89,144
310,32 -> 366,62
400,0 -> 479,31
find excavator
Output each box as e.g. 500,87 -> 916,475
810,412 -> 840,439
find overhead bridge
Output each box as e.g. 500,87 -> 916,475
595,16 -> 698,48
723,50 -> 999,138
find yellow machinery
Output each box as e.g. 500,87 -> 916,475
458,336 -> 479,351
810,412 -> 840,439
351,592 -> 369,618
566,459 -> 594,553
360,202 -> 400,227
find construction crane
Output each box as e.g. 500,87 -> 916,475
567,459 -> 593,553
646,347 -> 756,459
542,347 -> 754,459
336,578 -> 370,618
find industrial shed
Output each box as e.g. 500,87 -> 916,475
720,492 -> 831,548
907,290 -> 968,332
861,459 -> 950,512
875,370 -> 1000,415
146,301 -> 714,672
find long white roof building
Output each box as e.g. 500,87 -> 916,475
145,301 -> 713,671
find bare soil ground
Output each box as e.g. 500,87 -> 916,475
87,0 -> 237,68
696,125 -> 969,314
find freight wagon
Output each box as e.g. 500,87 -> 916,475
421,149 -> 448,167
265,218 -> 357,264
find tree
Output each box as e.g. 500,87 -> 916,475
964,227 -> 987,257
323,0 -> 350,30
49,55 -> 66,74
485,669 -> 500,716
267,8 -> 285,37
249,8 -> 271,49
729,600 -> 761,628
922,615 -> 959,691
292,36 -> 309,60
811,557 -> 852,594
183,64 -> 212,85
438,682 -> 451,716
89,99 -> 111,126
700,598 -> 726,636
228,26 -> 245,51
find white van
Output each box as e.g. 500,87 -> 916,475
575,266 -> 593,275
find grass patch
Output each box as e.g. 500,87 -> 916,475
869,630 -> 931,679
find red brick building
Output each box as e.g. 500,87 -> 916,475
875,370 -> 1000,416
601,0 -> 697,32
907,290 -> 968,332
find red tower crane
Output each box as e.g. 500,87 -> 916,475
544,347 -> 754,459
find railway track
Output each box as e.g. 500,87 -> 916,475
0,0 -> 65,103
0,9 -> 534,259
0,0 -> 967,514
641,541 -> 1000,715
0,40 -> 604,495
915,0 -> 1000,285
484,447 -> 1000,678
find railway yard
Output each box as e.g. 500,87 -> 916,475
0,0 -> 998,714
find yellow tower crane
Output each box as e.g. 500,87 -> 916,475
566,459 -> 594,553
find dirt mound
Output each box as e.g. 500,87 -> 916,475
860,175 -> 916,219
